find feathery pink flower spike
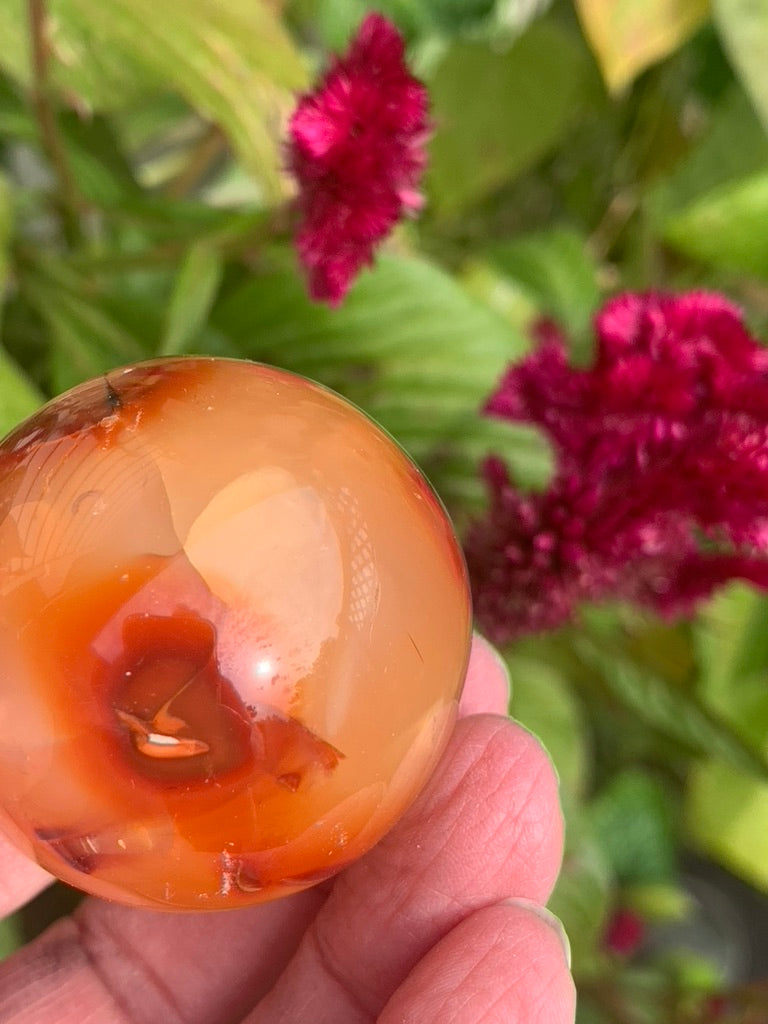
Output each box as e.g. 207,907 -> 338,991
287,14 -> 429,306
466,292 -> 768,644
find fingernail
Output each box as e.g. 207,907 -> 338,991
502,897 -> 572,969
471,631 -> 512,704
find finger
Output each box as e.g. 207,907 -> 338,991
458,633 -> 510,718
0,888 -> 326,1024
0,831 -> 52,919
379,900 -> 575,1024
244,714 -> 564,1024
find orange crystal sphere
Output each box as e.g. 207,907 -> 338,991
0,358 -> 471,910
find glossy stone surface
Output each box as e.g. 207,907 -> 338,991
0,358 -> 471,910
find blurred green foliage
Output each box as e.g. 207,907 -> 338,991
2,0 -> 768,1019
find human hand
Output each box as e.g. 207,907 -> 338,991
0,635 -> 574,1023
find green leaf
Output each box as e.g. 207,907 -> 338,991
0,0 -> 150,109
506,652 -> 589,800
0,173 -> 12,295
589,770 -> 678,884
575,0 -> 710,94
427,20 -> 589,217
547,819 -> 612,975
624,881 -> 690,922
687,758 -> 768,891
159,243 -> 224,356
0,346 -> 44,438
425,417 -> 553,512
575,634 -> 768,779
647,84 -> 768,227
59,112 -> 142,207
16,0 -> 308,193
662,171 -> 768,276
0,914 -> 23,960
695,584 -> 768,752
488,226 -> 601,339
23,268 -> 148,392
0,73 -> 35,141
714,0 -> 768,133
213,252 -> 529,512
289,0 -> 498,49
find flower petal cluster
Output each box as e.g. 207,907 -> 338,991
287,14 -> 429,306
466,292 -> 768,643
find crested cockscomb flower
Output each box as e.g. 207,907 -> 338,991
287,13 -> 429,306
465,292 -> 768,644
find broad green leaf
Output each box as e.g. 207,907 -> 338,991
0,347 -> 44,437
647,85 -> 768,228
575,635 -> 768,779
506,652 -> 589,800
160,243 -> 224,356
695,585 -> 768,752
213,252 -> 529,512
427,20 -> 589,217
687,758 -> 768,891
589,771 -> 677,884
425,417 -> 553,512
459,260 -> 539,334
575,0 -> 710,93
488,226 -> 601,340
714,0 -> 768,132
663,172 -> 768,276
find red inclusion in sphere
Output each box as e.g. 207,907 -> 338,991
0,359 -> 470,910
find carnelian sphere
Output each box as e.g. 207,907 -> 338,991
0,358 -> 470,910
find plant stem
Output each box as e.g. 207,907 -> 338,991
164,124 -> 228,200
27,0 -> 83,246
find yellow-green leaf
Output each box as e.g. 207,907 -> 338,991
0,348 -> 43,438
714,0 -> 768,132
61,0 -> 307,193
575,0 -> 711,93
687,758 -> 768,891
2,0 -> 308,194
663,172 -> 768,277
0,173 -> 12,293
427,21 -> 589,217
160,242 -> 223,355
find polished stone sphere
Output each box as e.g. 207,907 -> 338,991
0,358 -> 471,910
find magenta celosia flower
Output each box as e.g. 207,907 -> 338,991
287,13 -> 429,306
465,292 -> 768,644
604,908 -> 645,957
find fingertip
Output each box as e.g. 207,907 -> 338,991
458,633 -> 510,718
379,900 -> 576,1024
